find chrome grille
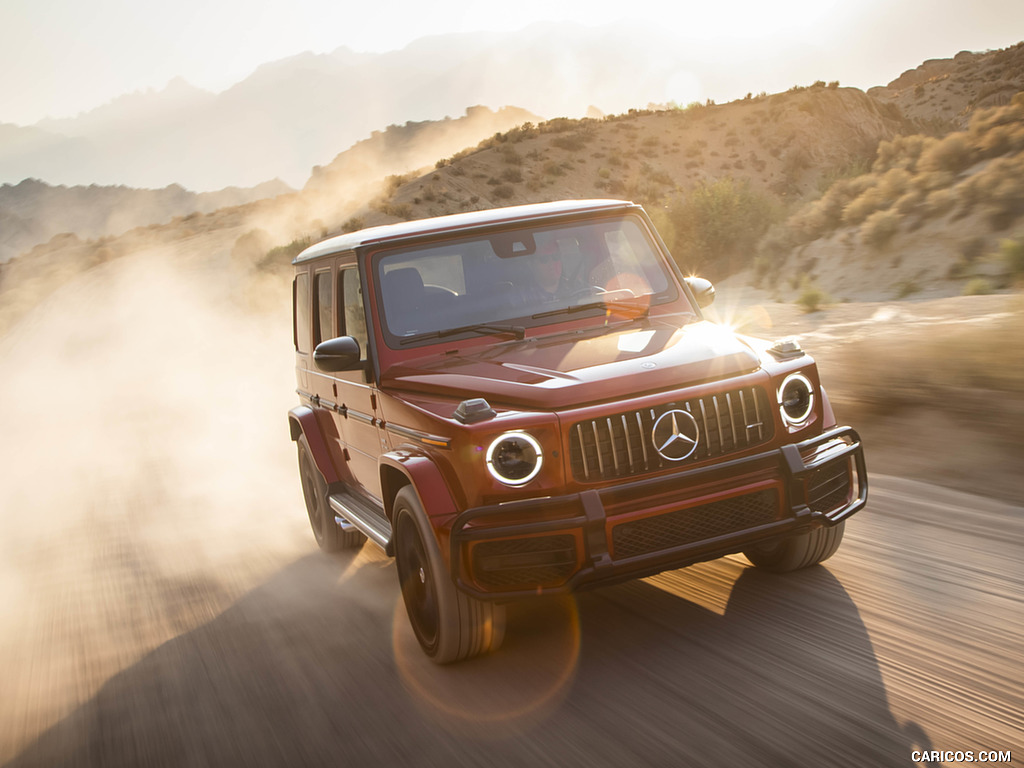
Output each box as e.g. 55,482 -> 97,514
568,386 -> 773,482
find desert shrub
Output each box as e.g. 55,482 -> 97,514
877,168 -> 913,200
861,208 -> 902,249
785,203 -> 832,243
661,177 -> 782,277
817,158 -> 872,194
895,188 -> 927,216
492,185 -> 514,200
924,188 -> 956,217
341,217 -> 364,233
895,279 -> 920,298
385,174 -> 407,193
501,148 -> 523,166
377,202 -> 413,220
912,168 -> 956,193
872,135 -> 931,173
500,168 -> 523,183
265,238 -> 311,266
919,133 -> 974,174
947,256 -> 973,279
543,161 -> 565,177
645,166 -> 674,186
796,277 -> 828,313
998,237 -> 1024,276
963,277 -> 994,295
842,186 -> 889,226
968,94 -> 1024,156
552,133 -> 587,151
955,156 -> 1024,227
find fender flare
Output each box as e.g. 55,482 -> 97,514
379,450 -> 459,526
288,406 -> 340,484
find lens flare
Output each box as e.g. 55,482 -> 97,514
391,595 -> 582,730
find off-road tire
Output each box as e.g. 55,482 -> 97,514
744,521 -> 845,573
297,434 -> 366,552
393,486 -> 505,663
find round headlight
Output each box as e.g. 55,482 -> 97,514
779,373 -> 814,425
486,431 -> 543,486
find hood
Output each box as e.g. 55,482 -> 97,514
380,320 -> 761,410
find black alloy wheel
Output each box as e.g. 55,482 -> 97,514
396,510 -> 440,654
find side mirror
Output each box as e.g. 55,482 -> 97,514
684,276 -> 715,308
313,336 -> 362,372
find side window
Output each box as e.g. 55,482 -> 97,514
293,272 -> 311,354
340,268 -> 368,362
314,270 -> 333,345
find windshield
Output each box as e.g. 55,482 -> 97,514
374,215 -> 683,348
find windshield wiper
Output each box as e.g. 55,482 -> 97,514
399,322 -> 526,344
532,300 -> 651,320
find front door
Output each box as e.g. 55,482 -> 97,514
327,264 -> 382,502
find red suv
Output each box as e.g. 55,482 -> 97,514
289,200 -> 867,663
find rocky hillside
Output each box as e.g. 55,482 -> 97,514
321,85 -> 913,279
868,42 -> 1024,129
761,91 -> 1024,301
331,43 -> 1024,295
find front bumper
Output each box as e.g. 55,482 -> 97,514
449,426 -> 867,599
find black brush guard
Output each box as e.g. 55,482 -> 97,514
448,426 -> 868,600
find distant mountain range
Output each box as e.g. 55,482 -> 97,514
0,105 -> 540,264
0,177 -> 293,265
0,22 -> 832,192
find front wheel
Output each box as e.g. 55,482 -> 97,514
743,521 -> 845,573
394,486 -> 505,663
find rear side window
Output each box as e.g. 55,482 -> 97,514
294,272 -> 311,353
340,268 -> 368,362
314,270 -> 333,345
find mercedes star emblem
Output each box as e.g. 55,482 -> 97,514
651,409 -> 700,461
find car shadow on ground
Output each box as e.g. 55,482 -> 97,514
6,549 -> 931,767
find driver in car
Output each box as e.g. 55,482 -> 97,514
516,241 -> 573,305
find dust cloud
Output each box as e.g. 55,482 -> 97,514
0,246 -> 312,758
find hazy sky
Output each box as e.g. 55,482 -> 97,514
3,0 -> 1023,125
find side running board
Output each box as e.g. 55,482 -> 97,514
328,490 -> 393,555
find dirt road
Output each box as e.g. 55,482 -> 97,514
2,473 -> 1020,767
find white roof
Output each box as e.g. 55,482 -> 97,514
293,199 -> 638,264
